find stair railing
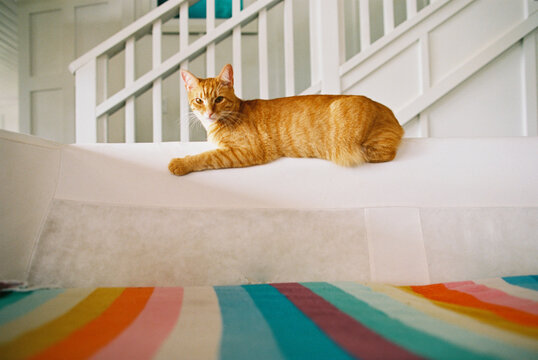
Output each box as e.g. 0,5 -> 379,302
69,0 -> 434,143
70,0 -> 314,143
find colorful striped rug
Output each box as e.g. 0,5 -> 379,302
1,276 -> 537,359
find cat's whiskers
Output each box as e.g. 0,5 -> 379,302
189,113 -> 206,134
219,110 -> 244,128
187,111 -> 200,121
175,112 -> 197,128
172,112 -> 207,138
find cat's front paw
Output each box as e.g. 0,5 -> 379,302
168,157 -> 192,176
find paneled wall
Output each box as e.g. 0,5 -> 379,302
0,0 -> 18,133
18,0 -> 153,143
344,0 -> 537,138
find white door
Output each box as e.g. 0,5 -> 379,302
18,0 -> 151,143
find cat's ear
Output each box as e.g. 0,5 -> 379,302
180,69 -> 199,91
217,64 -> 234,87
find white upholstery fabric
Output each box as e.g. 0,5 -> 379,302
1,130 -> 537,286
0,132 -> 61,280
29,201 -> 370,287
53,138 -> 538,208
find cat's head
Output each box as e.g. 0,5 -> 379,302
180,64 -> 240,130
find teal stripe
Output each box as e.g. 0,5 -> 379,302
214,286 -> 284,360
0,291 -> 32,310
503,276 -> 538,291
0,288 -> 64,326
305,282 -> 489,360
331,282 -> 538,360
243,284 -> 354,360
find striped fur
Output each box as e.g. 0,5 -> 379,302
169,64 -> 404,176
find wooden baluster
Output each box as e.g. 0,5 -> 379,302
338,0 -> 346,64
75,59 -> 97,143
232,0 -> 242,97
383,0 -> 394,35
419,32 -> 430,138
125,36 -> 135,143
206,0 -> 216,77
283,0 -> 295,96
152,19 -> 162,142
179,1 -> 190,142
96,55 -> 108,142
309,0 -> 320,87
314,0 -> 341,94
406,0 -> 417,20
359,0 -> 370,51
523,0 -> 538,136
258,8 -> 269,99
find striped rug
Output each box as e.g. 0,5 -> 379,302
0,276 -> 536,359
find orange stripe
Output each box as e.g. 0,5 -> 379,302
410,284 -> 538,327
30,288 -> 154,360
402,286 -> 538,339
0,288 -> 124,360
92,287 -> 183,359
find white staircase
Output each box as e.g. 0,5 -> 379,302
340,0 -> 538,134
69,0 -> 538,143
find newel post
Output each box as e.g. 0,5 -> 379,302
75,59 -> 97,143
310,0 -> 342,94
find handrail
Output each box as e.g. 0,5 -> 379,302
339,0 -> 452,78
71,0 -> 444,143
68,0 -> 198,74
94,0 -> 282,119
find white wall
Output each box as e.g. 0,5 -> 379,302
17,0 -> 154,144
344,0 -> 537,138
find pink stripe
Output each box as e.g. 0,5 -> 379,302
445,281 -> 538,316
91,287 -> 184,360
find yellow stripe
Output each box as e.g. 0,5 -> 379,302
475,278 -> 538,302
0,288 -> 95,343
400,286 -> 538,338
154,286 -> 222,360
369,283 -> 538,351
0,288 -> 124,360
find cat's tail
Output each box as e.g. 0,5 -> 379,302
361,107 -> 404,163
330,146 -> 368,167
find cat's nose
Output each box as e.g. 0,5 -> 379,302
207,111 -> 214,119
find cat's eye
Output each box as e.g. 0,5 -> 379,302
195,98 -> 203,104
214,96 -> 224,104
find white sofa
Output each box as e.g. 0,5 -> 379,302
1,129 -> 537,288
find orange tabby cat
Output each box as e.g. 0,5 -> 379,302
169,64 -> 403,176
